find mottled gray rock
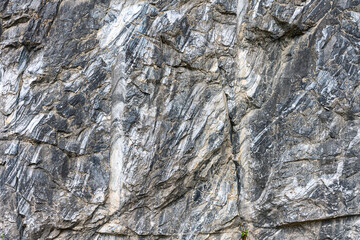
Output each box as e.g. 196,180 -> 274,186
0,0 -> 360,239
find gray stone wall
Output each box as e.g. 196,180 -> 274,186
0,0 -> 359,239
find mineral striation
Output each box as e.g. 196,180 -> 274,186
1,0 -> 360,239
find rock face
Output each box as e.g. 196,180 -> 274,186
0,0 -> 360,239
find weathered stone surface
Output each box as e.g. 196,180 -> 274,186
0,0 -> 359,239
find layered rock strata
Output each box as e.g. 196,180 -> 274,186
0,0 -> 359,239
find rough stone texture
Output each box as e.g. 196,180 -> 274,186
0,0 -> 359,239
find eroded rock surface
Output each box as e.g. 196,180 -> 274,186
0,0 -> 359,239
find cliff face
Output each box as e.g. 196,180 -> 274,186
1,0 -> 360,239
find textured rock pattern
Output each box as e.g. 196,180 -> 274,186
0,0 -> 359,239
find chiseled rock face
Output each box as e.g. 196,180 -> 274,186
0,0 -> 359,239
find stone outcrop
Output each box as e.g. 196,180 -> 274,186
0,0 -> 359,239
